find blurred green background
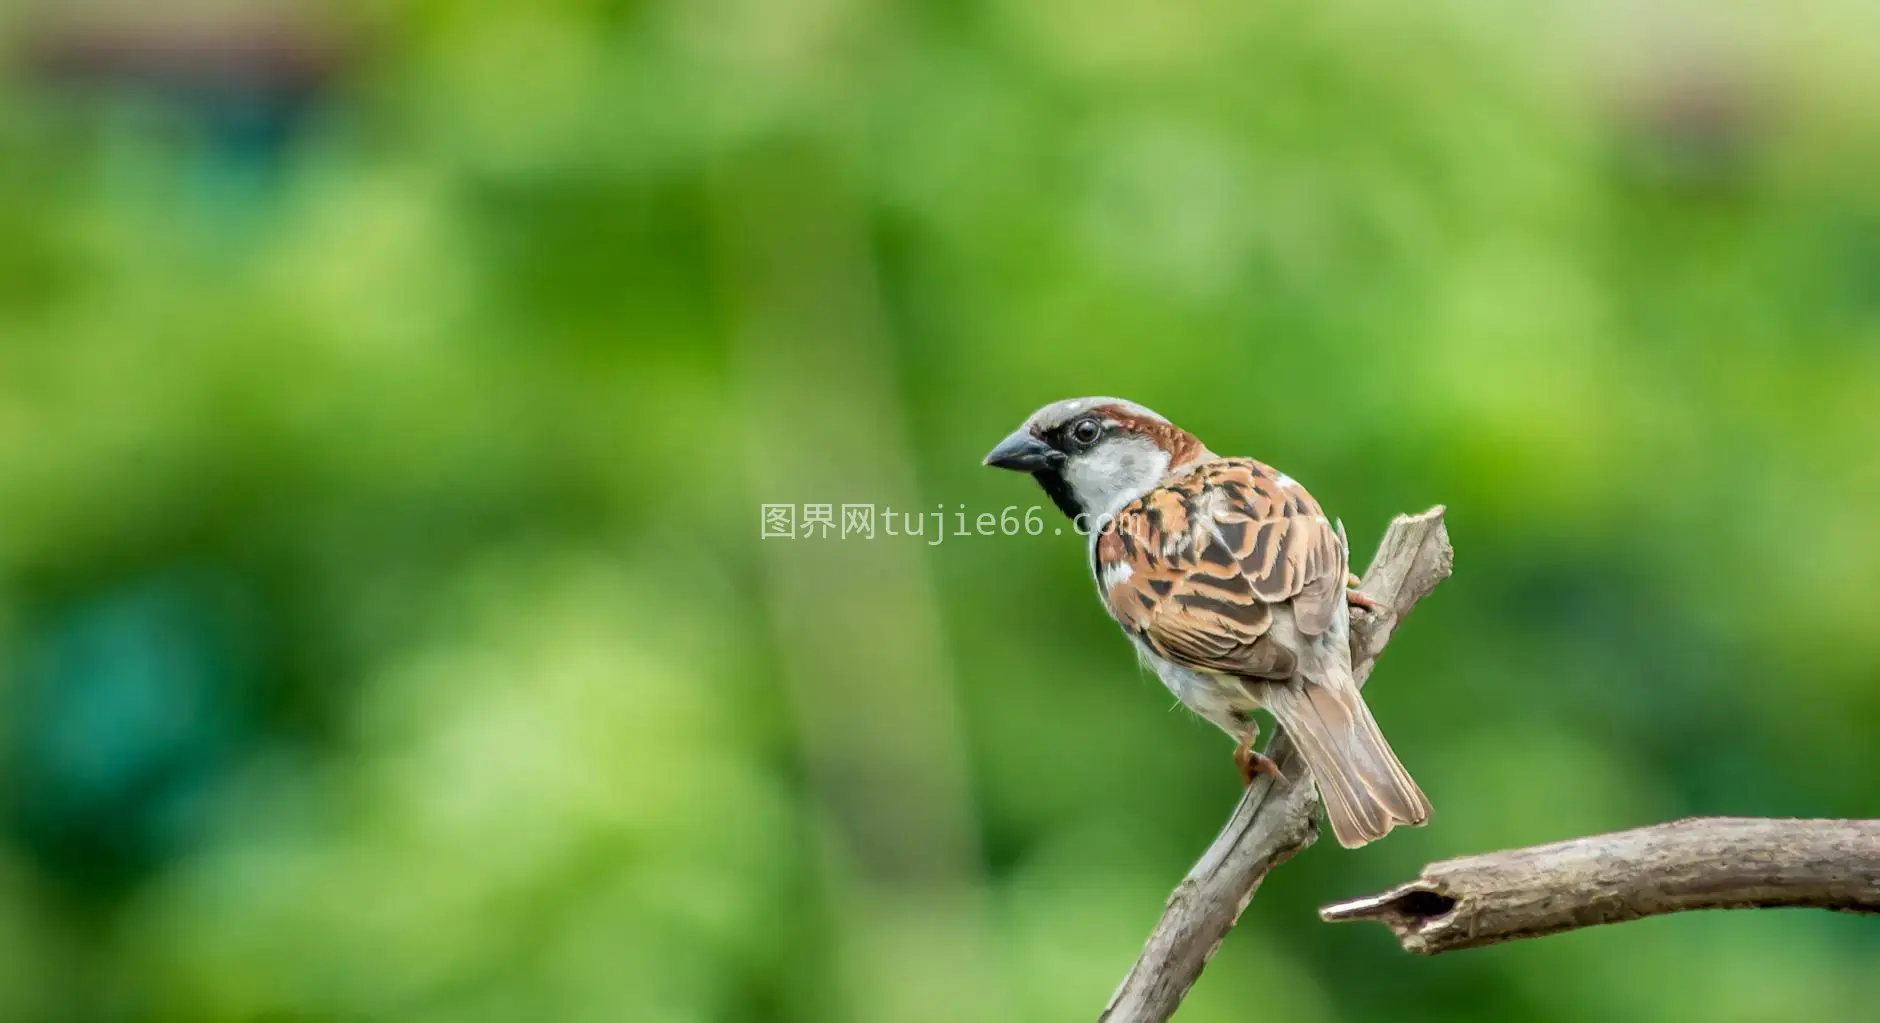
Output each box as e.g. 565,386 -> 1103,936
2,0 -> 1879,1020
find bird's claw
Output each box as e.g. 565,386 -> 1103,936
1345,573 -> 1383,612
1234,743 -> 1285,786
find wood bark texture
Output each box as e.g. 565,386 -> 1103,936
1319,816 -> 1880,955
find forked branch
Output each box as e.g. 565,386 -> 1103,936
1099,506 -> 1453,1023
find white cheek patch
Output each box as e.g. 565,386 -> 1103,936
1065,435 -> 1172,518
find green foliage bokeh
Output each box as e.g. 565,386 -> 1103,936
1,1 -> 1878,1020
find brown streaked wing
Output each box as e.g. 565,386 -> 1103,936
1095,459 -> 1349,678
1205,460 -> 1346,636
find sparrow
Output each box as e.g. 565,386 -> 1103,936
983,397 -> 1431,848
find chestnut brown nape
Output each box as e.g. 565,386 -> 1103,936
1091,404 -> 1209,468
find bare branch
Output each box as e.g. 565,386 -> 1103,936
1100,506 -> 1454,1023
1319,817 -> 1880,955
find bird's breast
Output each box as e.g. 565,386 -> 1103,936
1129,633 -> 1258,734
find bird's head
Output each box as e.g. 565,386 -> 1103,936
982,397 -> 1209,523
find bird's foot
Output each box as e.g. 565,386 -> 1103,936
1233,738 -> 1285,786
1345,573 -> 1383,613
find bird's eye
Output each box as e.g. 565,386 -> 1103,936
1069,419 -> 1102,446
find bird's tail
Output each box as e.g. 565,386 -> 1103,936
1261,680 -> 1431,849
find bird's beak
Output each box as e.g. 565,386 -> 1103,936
983,429 -> 1060,472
